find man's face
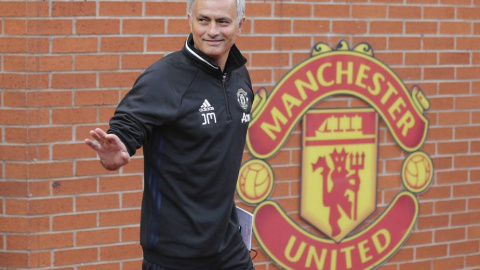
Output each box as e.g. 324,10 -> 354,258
188,0 -> 244,68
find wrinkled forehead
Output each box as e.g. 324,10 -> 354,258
192,0 -> 238,19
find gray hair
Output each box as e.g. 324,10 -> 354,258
187,0 -> 245,23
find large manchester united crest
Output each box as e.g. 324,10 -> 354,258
236,41 -> 433,270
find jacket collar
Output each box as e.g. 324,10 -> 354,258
182,34 -> 247,75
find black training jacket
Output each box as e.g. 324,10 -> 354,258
107,34 -> 253,268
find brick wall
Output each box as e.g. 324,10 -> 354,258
0,0 -> 479,269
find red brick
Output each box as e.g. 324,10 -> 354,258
352,5 -> 386,18
53,213 -> 97,231
76,19 -> 120,35
5,55 -> 72,72
52,1 -> 96,17
7,125 -> 69,145
30,252 -> 52,268
435,228 -> 466,242
274,36 -> 312,50
76,194 -> 120,212
433,256 -> 465,270
389,6 -> 421,19
100,243 -> 142,261
466,253 -> 480,267
0,252 -> 29,268
314,4 -> 350,17
4,19 -> 27,35
121,226 -> 140,242
99,175 -> 143,192
78,262 -> 120,270
293,20 -> 329,34
0,2 -> 48,17
0,217 -> 29,233
452,212 -> 480,226
406,21 -> 438,34
458,37 -> 480,50
52,178 -> 97,196
454,183 -> 480,198
399,260 -> 431,270
6,199 -> 28,215
438,141 -> 468,154
469,225 -> 480,238
77,229 -> 119,246
28,217 -> 51,233
101,37 -> 144,52
417,244 -> 448,259
145,2 -> 186,16
254,19 -> 291,34
371,21 -> 403,34
54,248 -> 98,266
123,19 -> 165,34
99,209 -> 141,226
6,234 -> 29,250
439,82 -> 470,95
274,3 -> 311,17
75,90 -> 119,106
53,143 -> 97,160
147,37 -> 186,52
75,55 -> 120,71
99,72 -> 140,88
122,54 -> 163,69
424,67 -> 454,80
28,181 -> 51,197
405,52 -> 437,65
438,111 -> 469,126
32,233 -> 74,250
29,197 -> 73,215
417,215 -> 449,229
436,199 -> 467,213
29,161 -> 74,179
167,19 -> 190,34
389,37 -> 421,50
26,19 -> 73,35
15,91 -> 72,108
0,74 -> 48,90
76,160 -> 118,176
0,38 -> 27,53
236,36 -> 272,50
424,6 -> 455,19
450,240 -> 480,255
51,73 -> 97,89
0,144 -> 49,161
52,108 -> 97,124
440,52 -> 470,65
53,37 -> 98,53
332,21 -> 367,34
99,2 -> 142,16
123,260 -> 143,270
122,192 -> 142,208
424,37 -> 455,50
0,181 -> 28,197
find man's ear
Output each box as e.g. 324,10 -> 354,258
187,14 -> 193,32
238,17 -> 246,34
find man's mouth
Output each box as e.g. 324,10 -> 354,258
205,39 -> 223,45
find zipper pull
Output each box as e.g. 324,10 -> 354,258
222,74 -> 227,84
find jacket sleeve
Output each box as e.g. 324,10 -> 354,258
107,66 -> 181,156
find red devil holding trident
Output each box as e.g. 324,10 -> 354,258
312,148 -> 364,238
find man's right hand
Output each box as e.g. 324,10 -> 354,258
85,128 -> 131,171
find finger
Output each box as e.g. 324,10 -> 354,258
95,128 -> 108,139
89,130 -> 103,143
84,139 -> 100,151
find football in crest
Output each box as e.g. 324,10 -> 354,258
236,159 -> 274,204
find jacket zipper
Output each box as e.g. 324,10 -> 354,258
222,73 -> 232,120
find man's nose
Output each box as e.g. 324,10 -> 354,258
207,22 -> 219,36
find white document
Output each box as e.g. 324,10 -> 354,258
236,206 -> 254,250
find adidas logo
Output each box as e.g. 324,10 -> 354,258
199,99 -> 215,112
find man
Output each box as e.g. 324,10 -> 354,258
85,0 -> 254,269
